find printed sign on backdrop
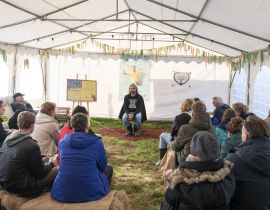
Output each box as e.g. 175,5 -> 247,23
119,56 -> 151,101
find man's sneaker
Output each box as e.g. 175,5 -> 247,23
125,130 -> 132,136
134,127 -> 141,136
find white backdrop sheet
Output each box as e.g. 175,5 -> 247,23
46,54 -> 230,120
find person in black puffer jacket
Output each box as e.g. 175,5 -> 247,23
161,131 -> 235,210
227,115 -> 270,210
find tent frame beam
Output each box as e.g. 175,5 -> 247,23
184,0 -> 209,39
0,0 -> 89,30
146,0 -> 270,43
44,21 -> 137,49
87,38 -> 184,43
139,22 -> 228,56
132,9 -> 247,53
16,10 -> 129,45
43,18 -> 197,22
77,31 -> 188,36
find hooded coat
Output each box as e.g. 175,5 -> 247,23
51,132 -> 110,203
216,121 -> 229,145
169,112 -> 215,162
220,132 -> 242,159
227,137 -> 270,210
161,160 -> 235,210
31,112 -> 59,156
0,130 -> 53,197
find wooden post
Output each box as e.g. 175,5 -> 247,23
85,74 -> 90,113
72,74 -> 79,111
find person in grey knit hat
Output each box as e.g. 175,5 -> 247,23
190,131 -> 220,161
161,131 -> 234,210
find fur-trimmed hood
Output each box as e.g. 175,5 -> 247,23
165,159 -> 233,189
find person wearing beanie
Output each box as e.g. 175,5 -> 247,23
161,131 -> 235,210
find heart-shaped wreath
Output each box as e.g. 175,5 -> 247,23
174,72 -> 190,85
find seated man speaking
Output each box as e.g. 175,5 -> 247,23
119,84 -> 147,136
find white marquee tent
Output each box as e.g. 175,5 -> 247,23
0,0 -> 270,119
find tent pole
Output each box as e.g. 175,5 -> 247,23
12,46 -> 18,95
116,0 -> 119,20
44,58 -> 48,102
247,62 -> 251,108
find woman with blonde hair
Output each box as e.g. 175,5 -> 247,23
32,102 -> 59,157
156,99 -> 193,166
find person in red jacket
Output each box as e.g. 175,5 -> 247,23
57,106 -> 89,163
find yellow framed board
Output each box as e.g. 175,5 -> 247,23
67,79 -> 97,102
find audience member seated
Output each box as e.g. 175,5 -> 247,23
220,117 -> 243,159
51,113 -> 113,203
0,100 -> 9,146
216,109 -> 237,145
227,116 -> 270,210
156,99 -> 193,166
0,111 -> 58,197
161,131 -> 235,210
118,83 -> 147,136
32,102 -> 59,157
10,92 -> 34,113
232,102 -> 254,120
58,106 -> 90,141
168,101 -> 215,163
211,96 -> 230,126
58,105 -> 94,164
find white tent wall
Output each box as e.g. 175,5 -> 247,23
46,53 -> 230,120
0,43 -> 16,97
230,54 -> 270,119
0,43 -> 45,105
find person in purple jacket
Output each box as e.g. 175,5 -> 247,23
51,113 -> 113,202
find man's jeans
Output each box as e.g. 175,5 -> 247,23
122,112 -> 142,128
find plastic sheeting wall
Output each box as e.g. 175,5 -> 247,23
46,53 -> 230,120
230,52 -> 270,119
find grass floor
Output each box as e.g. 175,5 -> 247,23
90,118 -> 171,210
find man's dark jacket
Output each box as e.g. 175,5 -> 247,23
0,130 -> 53,197
118,93 -> 147,122
0,118 -> 8,147
226,137 -> 270,210
11,102 -> 33,113
212,103 -> 230,126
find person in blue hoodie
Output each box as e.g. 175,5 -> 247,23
51,113 -> 113,203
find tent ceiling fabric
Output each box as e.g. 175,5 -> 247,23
0,0 -> 269,57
